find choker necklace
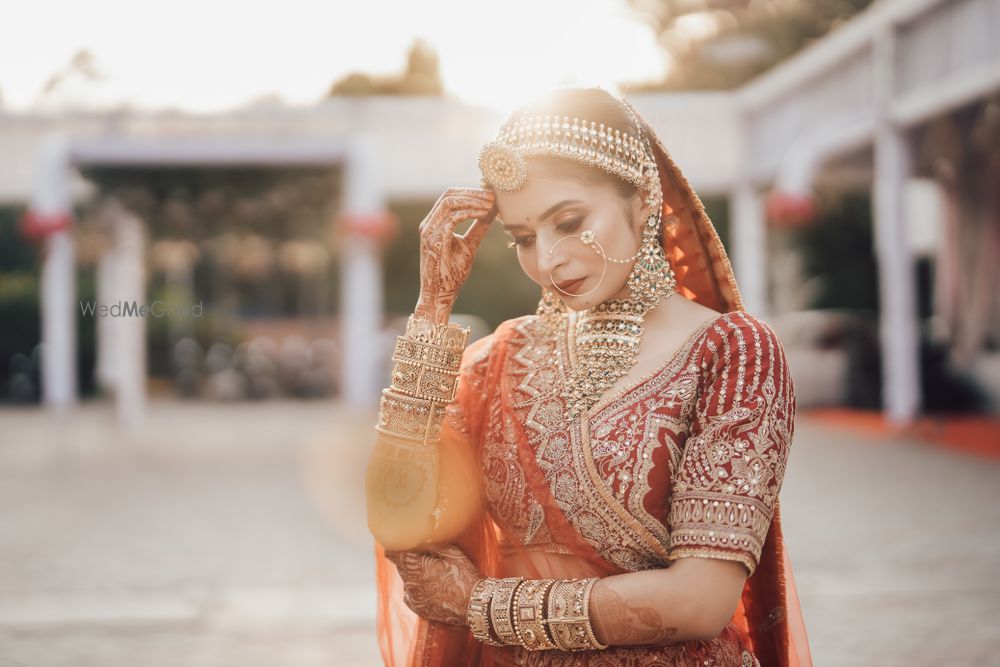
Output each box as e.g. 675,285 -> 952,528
562,290 -> 676,421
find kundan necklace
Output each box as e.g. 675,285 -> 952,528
555,188 -> 679,421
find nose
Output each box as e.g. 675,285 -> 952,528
535,231 -> 568,278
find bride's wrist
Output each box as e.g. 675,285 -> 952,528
414,297 -> 453,325
465,576 -> 609,651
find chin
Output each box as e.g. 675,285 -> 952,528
559,294 -> 599,311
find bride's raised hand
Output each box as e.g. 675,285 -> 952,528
415,187 -> 497,324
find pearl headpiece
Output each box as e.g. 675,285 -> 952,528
478,113 -> 660,194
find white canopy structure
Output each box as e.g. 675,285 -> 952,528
6,0 -> 998,427
26,137 -> 387,428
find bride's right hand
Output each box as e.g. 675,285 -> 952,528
415,188 -> 497,324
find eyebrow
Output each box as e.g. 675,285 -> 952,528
500,199 -> 582,231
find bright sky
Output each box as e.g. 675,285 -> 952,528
1,0 -> 670,114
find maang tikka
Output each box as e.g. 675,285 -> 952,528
482,99 -> 679,421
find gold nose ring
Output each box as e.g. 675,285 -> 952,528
547,233 -> 603,297
546,231 -> 640,297
555,230 -> 641,265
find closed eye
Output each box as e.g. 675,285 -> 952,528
506,218 -> 583,249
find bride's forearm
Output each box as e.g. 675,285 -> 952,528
413,295 -> 453,326
366,429 -> 481,550
366,432 -> 441,550
589,559 -> 747,646
365,310 -> 480,550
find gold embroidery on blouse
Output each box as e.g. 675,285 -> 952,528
482,406 -> 558,547
576,416 -> 672,567
571,316 -> 722,568
479,312 -> 792,579
498,316 -> 717,570
667,315 -> 793,576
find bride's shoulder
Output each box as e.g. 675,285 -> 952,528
496,313 -> 539,338
694,310 -> 790,377
460,314 -> 535,368
702,310 -> 783,343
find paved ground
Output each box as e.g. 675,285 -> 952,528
780,415 -> 1000,667
0,399 -> 997,666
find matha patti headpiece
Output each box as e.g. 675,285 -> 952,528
478,113 -> 660,196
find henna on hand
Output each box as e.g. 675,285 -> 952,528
416,188 -> 497,324
384,544 -> 481,626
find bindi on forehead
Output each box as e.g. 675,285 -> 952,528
500,199 -> 584,231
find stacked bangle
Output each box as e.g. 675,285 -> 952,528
374,389 -> 450,442
488,577 -> 525,646
466,576 -> 608,652
467,578 -> 504,646
375,314 -> 470,446
546,577 -> 609,651
512,578 -> 559,650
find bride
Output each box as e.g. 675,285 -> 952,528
365,87 -> 812,667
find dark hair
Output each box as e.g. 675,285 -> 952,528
505,88 -> 642,200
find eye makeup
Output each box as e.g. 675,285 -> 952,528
506,217 -> 584,249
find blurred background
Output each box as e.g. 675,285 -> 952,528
1,0 -> 998,665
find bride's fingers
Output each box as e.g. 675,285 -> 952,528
429,194 -> 492,217
421,200 -> 493,236
459,207 -> 497,250
439,188 -> 495,206
420,211 -> 491,250
443,186 -> 493,197
426,205 -> 494,243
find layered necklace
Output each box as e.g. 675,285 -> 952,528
554,209 -> 679,422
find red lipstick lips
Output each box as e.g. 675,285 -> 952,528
555,277 -> 585,292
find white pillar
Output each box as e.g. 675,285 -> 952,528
873,126 -> 921,425
340,135 -> 385,408
34,137 -> 77,411
95,223 -> 119,394
106,198 -> 147,430
873,31 -> 921,425
731,182 -> 768,316
41,230 -> 77,410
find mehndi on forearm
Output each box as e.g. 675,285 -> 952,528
588,575 -> 680,646
366,313 -> 479,550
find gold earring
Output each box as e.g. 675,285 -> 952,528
624,207 -> 677,313
535,286 -> 568,336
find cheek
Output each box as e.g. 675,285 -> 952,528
592,212 -> 637,256
587,213 -> 639,280
516,250 -> 542,284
